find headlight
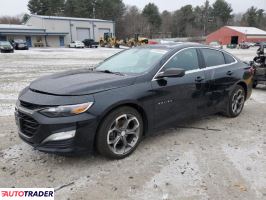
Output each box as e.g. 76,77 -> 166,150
0,47 -> 4,49
40,102 -> 93,117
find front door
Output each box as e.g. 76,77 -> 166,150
26,36 -> 32,47
151,48 -> 207,129
59,36 -> 65,47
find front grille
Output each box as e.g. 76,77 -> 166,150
20,101 -> 46,110
18,112 -> 40,137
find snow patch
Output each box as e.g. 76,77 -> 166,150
132,151 -> 208,200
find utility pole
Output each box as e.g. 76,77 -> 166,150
92,0 -> 96,19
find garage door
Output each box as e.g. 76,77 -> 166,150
0,36 -> 7,41
76,28 -> 90,41
98,28 -> 111,38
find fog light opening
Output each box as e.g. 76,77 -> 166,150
42,130 -> 76,143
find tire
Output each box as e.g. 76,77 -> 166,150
224,85 -> 246,118
96,107 -> 143,159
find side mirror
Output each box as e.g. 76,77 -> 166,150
156,68 -> 186,79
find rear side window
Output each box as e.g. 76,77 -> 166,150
224,53 -> 235,64
164,48 -> 199,71
201,49 -> 225,67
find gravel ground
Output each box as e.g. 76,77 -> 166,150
0,47 -> 266,200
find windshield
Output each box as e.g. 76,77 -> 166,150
210,42 -> 219,45
15,40 -> 26,44
96,48 -> 169,74
0,41 -> 11,46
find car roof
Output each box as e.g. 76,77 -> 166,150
139,42 -> 209,50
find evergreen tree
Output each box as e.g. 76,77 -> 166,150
142,3 -> 161,37
64,0 -> 76,17
211,0 -> 233,28
28,0 -> 65,16
241,7 -> 266,29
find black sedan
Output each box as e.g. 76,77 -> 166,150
82,39 -> 99,48
0,41 -> 14,53
12,39 -> 29,50
15,43 -> 253,159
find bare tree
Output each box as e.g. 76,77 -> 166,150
0,16 -> 22,24
120,6 -> 149,38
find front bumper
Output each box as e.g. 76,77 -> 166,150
16,47 -> 28,50
15,102 -> 98,155
1,49 -> 13,53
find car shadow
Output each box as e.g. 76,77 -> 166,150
45,114 -> 222,164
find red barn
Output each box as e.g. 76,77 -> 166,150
206,26 -> 266,45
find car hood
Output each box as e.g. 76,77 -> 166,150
0,45 -> 12,48
29,69 -> 137,96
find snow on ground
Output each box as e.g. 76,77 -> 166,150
0,47 -> 121,116
0,46 -> 266,200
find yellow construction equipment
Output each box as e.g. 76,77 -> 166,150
126,34 -> 149,47
99,33 -> 121,48
99,33 -> 149,48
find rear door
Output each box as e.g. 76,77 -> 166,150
151,48 -> 208,129
199,48 -> 238,112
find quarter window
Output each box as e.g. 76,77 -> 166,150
164,48 -> 199,71
224,53 -> 235,64
201,49 -> 225,67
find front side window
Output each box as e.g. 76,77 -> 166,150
164,48 -> 199,71
201,49 -> 225,67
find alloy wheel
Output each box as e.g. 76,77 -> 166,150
107,114 -> 140,155
231,89 -> 245,115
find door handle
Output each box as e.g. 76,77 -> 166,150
226,71 -> 233,76
195,76 -> 204,82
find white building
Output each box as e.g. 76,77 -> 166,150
0,15 -> 115,47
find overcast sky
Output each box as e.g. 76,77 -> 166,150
0,0 -> 265,16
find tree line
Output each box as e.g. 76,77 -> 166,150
1,0 -> 266,39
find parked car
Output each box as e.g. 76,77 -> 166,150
255,42 -> 266,47
209,41 -> 223,49
0,41 -> 14,53
11,39 -> 29,50
260,42 -> 266,48
69,41 -> 85,48
15,43 -> 253,159
239,42 -> 250,49
227,44 -> 237,49
82,39 -> 99,48
246,42 -> 256,47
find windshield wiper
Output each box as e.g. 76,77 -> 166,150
97,70 -> 125,76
